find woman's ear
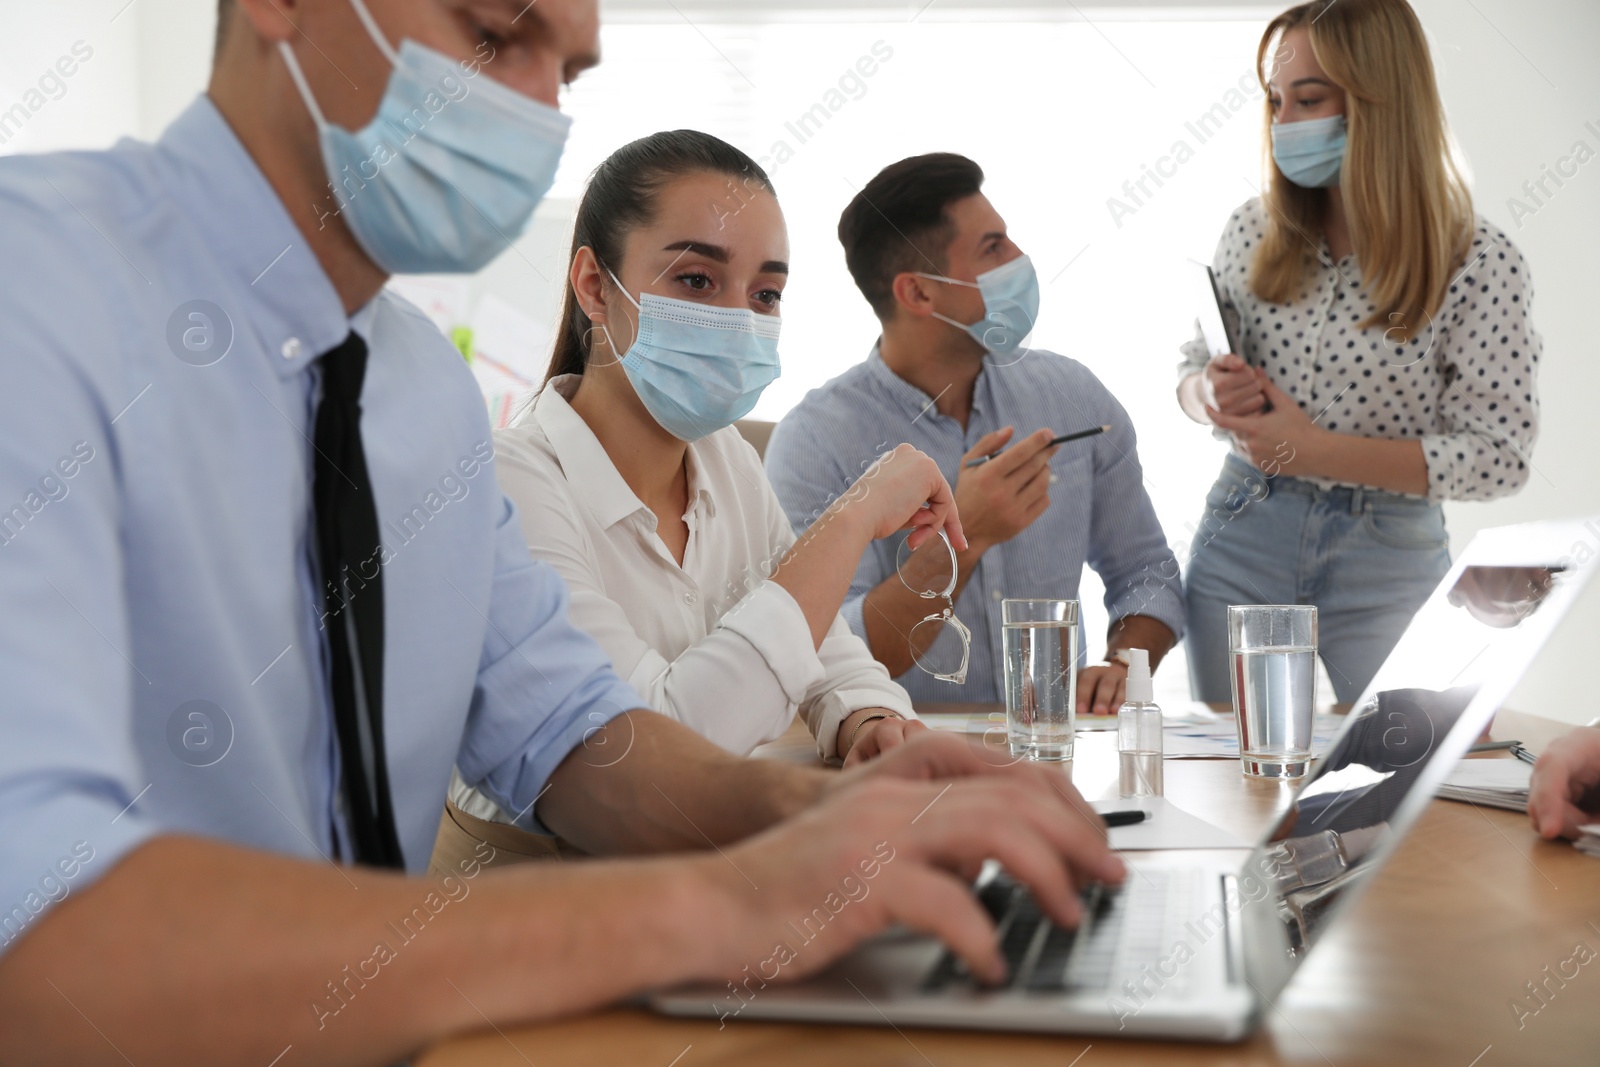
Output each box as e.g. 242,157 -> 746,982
570,246 -> 608,323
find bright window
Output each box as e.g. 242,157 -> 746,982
505,13 -> 1276,699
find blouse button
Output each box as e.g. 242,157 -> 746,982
683,591 -> 698,606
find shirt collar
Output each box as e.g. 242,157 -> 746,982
534,376 -> 646,530
532,376 -> 717,530
156,96 -> 350,378
865,340 -> 987,423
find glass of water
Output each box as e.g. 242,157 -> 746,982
1002,599 -> 1079,761
1228,605 -> 1318,778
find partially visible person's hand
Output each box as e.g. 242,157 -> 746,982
1076,663 -> 1129,716
1528,727 -> 1600,840
1208,375 -> 1326,477
700,765 -> 1124,989
953,426 -> 1058,553
838,443 -> 967,552
832,730 -> 1107,832
1203,353 -> 1267,417
842,714 -> 928,768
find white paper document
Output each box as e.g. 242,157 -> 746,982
1163,715 -> 1342,760
1094,797 -> 1248,851
1437,758 -> 1531,813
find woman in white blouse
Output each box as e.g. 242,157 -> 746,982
452,131 -> 964,843
1176,0 -> 1541,703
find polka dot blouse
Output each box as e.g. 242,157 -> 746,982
1179,197 -> 1541,503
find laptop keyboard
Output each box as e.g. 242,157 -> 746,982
925,868 -> 1197,994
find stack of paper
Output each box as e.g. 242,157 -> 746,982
1162,715 -> 1342,760
1437,758 -> 1531,812
1575,825 -> 1600,857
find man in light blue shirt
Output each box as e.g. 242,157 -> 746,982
767,153 -> 1185,714
0,4 -> 1122,1061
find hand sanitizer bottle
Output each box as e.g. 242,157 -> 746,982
1117,649 -> 1163,798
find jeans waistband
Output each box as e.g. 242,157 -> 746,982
1220,452 -> 1433,516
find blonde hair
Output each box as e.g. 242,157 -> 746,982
1251,0 -> 1473,339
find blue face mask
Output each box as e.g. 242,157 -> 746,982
918,254 -> 1040,364
606,271 -> 782,442
279,0 -> 571,274
1272,115 -> 1347,189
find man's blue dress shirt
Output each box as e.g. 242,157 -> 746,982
0,98 -> 641,949
766,345 -> 1185,704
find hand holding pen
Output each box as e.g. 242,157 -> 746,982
965,424 -> 1110,468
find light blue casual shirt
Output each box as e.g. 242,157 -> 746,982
0,97 -> 642,951
766,345 -> 1185,704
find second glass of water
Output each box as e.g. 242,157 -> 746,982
1002,598 -> 1079,761
1228,604 -> 1318,778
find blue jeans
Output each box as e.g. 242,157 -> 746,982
1184,454 -> 1451,705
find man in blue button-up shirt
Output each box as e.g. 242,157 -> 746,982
767,154 -> 1186,714
0,3 -> 1124,1061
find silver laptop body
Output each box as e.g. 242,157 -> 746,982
653,517 -> 1599,1041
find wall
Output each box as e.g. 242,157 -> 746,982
6,0 -> 1596,719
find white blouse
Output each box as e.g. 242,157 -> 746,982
1181,197 -> 1541,502
450,376 -> 913,823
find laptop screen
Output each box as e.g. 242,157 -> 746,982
1237,519 -> 1599,1000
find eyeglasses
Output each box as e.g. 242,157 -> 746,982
895,529 -> 971,685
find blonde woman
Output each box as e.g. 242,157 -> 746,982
1177,0 -> 1541,703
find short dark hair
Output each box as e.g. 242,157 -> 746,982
547,130 -> 775,382
837,153 -> 984,321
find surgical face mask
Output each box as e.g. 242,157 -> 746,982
1272,114 -> 1347,189
604,270 -> 782,442
278,0 -> 571,274
917,254 -> 1040,364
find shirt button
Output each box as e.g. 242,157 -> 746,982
1049,473 -> 1058,485
991,590 -> 1003,602
280,337 -> 302,360
683,592 -> 698,605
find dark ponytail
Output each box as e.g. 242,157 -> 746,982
546,130 -> 775,384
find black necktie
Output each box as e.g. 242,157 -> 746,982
313,332 -> 404,868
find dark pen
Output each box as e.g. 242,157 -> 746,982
1468,739 -> 1537,765
965,425 -> 1111,468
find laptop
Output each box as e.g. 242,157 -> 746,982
651,516 -> 1599,1040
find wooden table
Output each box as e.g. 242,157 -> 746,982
419,706 -> 1598,1066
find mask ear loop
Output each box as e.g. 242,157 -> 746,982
346,0 -> 403,67
916,272 -> 990,345
277,0 -> 399,131
277,43 -> 329,128
583,266 -> 640,370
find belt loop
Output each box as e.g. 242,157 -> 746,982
1350,486 -> 1365,516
